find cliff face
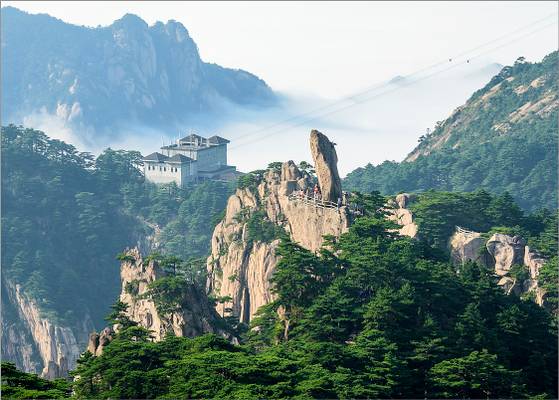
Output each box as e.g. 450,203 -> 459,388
207,134 -> 350,324
388,198 -> 548,306
449,230 -> 547,305
1,7 -> 276,137
116,247 -> 229,341
1,279 -> 93,378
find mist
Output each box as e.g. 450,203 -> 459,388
15,57 -> 503,176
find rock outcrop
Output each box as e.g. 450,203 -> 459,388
447,228 -> 550,305
207,132 -> 351,324
115,247 -> 229,341
388,193 -> 419,238
449,228 -> 489,267
1,279 -> 93,378
486,234 -> 527,276
86,327 -> 114,357
485,234 -> 547,305
310,130 -> 342,203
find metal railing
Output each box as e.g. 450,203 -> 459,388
287,192 -> 365,217
288,192 -> 340,210
455,226 -> 478,236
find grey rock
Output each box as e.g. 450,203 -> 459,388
486,233 -> 526,276
310,130 -> 342,203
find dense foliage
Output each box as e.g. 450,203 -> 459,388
1,125 -> 141,326
71,193 -> 558,399
1,125 -> 232,328
404,190 -> 557,252
1,362 -> 71,399
344,52 -> 558,211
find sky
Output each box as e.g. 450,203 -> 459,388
3,1 -> 559,174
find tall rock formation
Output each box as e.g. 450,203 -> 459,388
1,279 -> 93,378
310,130 -> 342,203
388,193 -> 419,238
87,247 -> 231,356
118,247 -> 228,341
207,132 -> 350,324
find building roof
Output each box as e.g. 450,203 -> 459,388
167,154 -> 194,163
207,135 -> 230,145
179,133 -> 205,143
143,152 -> 169,162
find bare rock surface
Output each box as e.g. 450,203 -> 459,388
449,228 -> 489,267
387,193 -> 419,239
208,132 -> 351,324
2,279 -> 93,378
310,130 -> 342,203
117,247 -> 228,341
486,233 -> 526,276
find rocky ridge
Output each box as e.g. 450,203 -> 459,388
1,7 -> 276,136
390,201 -> 549,305
87,247 -> 229,354
207,132 -> 351,324
1,279 -> 93,378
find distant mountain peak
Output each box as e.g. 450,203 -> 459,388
1,7 -> 276,141
112,13 -> 148,29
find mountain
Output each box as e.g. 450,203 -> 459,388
7,130 -> 557,399
0,125 -> 233,377
0,7 -> 276,143
343,52 -> 558,211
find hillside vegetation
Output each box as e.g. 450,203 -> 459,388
344,52 -> 558,211
1,125 -> 232,329
60,195 -> 557,398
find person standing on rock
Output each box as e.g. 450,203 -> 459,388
313,184 -> 319,203
337,196 -> 342,209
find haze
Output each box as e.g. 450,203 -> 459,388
3,1 -> 558,174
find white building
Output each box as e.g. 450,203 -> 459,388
143,133 -> 237,186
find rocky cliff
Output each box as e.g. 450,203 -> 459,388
89,247 -> 229,346
449,230 -> 547,305
1,7 -> 276,139
388,196 -> 548,305
1,279 -> 93,378
207,133 -> 350,324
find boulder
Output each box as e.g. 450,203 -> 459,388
281,160 -> 301,181
87,332 -> 99,355
309,130 -> 342,203
485,233 -> 526,276
524,246 -> 546,279
449,229 -> 488,267
395,193 -> 416,209
387,195 -> 419,239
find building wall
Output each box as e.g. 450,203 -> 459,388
162,145 -> 227,172
145,162 -> 188,186
180,161 -> 197,184
196,145 -> 227,172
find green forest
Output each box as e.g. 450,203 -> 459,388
4,192 -> 556,399
2,52 -> 558,399
344,52 -> 558,211
1,125 -> 233,327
